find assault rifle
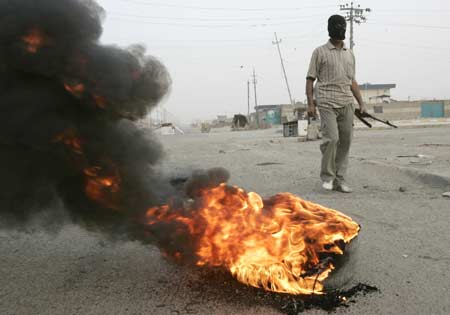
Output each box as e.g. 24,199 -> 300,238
354,109 -> 398,128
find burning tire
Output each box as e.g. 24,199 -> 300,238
323,236 -> 359,291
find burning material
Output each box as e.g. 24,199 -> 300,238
52,128 -> 84,156
92,94 -> 108,109
145,183 -> 360,295
64,82 -> 85,98
83,164 -> 121,210
21,28 -> 50,53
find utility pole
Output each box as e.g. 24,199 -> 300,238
252,68 -> 260,128
252,68 -> 258,109
273,32 -> 294,105
339,2 -> 371,51
247,80 -> 250,117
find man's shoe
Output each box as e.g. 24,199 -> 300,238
322,180 -> 333,191
334,183 -> 353,193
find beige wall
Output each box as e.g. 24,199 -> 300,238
280,104 -> 296,122
360,88 -> 392,104
365,100 -> 450,120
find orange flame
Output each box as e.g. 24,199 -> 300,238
52,128 -> 84,155
84,166 -> 121,210
53,129 -> 121,209
64,83 -> 85,98
92,94 -> 107,109
21,28 -> 48,53
146,184 -> 360,295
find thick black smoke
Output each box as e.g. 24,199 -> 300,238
0,0 -> 173,240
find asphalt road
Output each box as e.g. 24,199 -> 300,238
1,126 -> 450,315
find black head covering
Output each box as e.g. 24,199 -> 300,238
328,15 -> 347,40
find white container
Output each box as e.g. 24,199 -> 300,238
297,119 -> 308,137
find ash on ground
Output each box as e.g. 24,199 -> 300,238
186,269 -> 379,314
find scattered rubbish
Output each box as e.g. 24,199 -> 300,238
399,187 -> 407,192
419,144 -> 450,148
256,162 -> 284,166
418,255 -> 450,262
397,154 -> 429,158
218,150 -> 226,154
363,185 -> 369,189
402,254 -> 409,258
442,192 -> 450,198
409,160 -> 432,165
397,154 -> 434,165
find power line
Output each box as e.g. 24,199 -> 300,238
367,20 -> 450,30
107,11 -> 450,31
375,8 -> 450,13
108,15 -> 329,28
109,24 -> 324,49
375,12 -> 450,17
102,20 -> 326,49
357,40 -> 450,60
118,0 -> 337,11
359,39 -> 442,51
108,11 -> 325,22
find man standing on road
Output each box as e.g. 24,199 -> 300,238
305,15 -> 366,193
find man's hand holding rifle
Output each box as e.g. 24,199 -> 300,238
346,78 -> 398,128
354,108 -> 398,128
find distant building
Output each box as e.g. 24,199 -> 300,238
211,115 -> 233,128
364,99 -> 450,120
250,104 -> 297,128
216,115 -> 227,123
359,83 -> 396,104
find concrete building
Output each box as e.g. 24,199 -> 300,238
365,100 -> 450,121
359,83 -> 396,104
249,104 -> 298,128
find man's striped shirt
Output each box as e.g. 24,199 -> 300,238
307,41 -> 356,109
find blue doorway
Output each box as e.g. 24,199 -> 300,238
421,102 -> 444,118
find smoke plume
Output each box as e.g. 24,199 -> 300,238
0,0 -> 174,240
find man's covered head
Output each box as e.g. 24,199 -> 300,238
328,15 -> 347,40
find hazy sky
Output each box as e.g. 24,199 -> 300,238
96,0 -> 450,122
